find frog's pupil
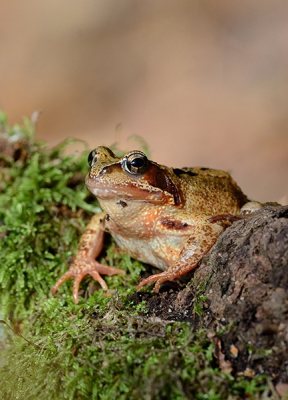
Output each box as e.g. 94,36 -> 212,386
131,157 -> 144,168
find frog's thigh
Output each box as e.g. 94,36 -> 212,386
138,221 -> 224,291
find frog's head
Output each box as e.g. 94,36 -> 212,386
85,146 -> 181,206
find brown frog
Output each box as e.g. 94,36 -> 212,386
52,146 -> 261,303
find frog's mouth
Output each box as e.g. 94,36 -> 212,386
85,172 -> 177,205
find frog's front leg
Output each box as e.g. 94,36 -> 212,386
51,212 -> 125,303
137,220 -> 224,292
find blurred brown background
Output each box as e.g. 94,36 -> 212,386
0,0 -> 287,203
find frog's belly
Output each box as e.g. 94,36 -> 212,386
111,233 -> 185,271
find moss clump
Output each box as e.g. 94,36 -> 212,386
0,113 -> 269,399
0,113 -> 101,318
1,296 -> 268,400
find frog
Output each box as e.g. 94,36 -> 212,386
51,146 -> 262,303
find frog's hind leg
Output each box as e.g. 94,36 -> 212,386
138,221 -> 223,292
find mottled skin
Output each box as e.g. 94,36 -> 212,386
52,146 -> 261,303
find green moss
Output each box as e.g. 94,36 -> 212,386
0,299 -> 268,400
0,115 -> 99,318
0,113 -> 268,399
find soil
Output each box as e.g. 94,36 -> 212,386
130,205 -> 288,386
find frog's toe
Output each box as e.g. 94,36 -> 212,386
51,269 -> 74,295
72,273 -> 84,304
137,271 -> 172,292
72,269 -> 108,304
92,263 -> 126,276
154,276 -> 168,292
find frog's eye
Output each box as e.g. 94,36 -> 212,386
88,150 -> 96,167
122,151 -> 148,175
